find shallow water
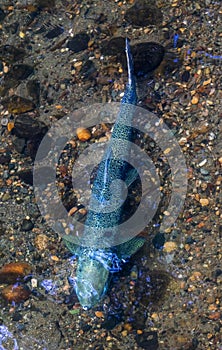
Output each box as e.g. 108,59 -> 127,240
0,0 -> 221,349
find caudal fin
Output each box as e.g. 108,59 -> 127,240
125,38 -> 134,86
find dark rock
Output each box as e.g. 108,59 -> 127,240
5,64 -> 34,81
13,114 -> 48,139
21,219 -> 34,231
136,331 -> 159,350
35,0 -> 55,9
185,236 -> 196,245
79,60 -> 96,80
45,25 -> 64,39
135,270 -> 170,307
120,42 -> 165,76
181,70 -> 190,82
26,79 -> 41,106
67,33 -> 90,53
1,96 -> 35,114
152,232 -> 165,249
191,337 -> 199,349
7,21 -> 19,34
13,137 -> 26,153
0,153 -> 11,165
17,168 -> 33,185
0,8 -> 6,22
102,312 -> 123,330
124,0 -> 163,27
101,37 -> 125,56
12,312 -> 23,322
0,45 -> 26,64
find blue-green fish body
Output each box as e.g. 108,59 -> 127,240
63,39 -> 145,309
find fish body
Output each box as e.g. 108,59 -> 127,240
63,39 -> 145,309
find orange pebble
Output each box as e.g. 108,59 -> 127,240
1,284 -> 31,303
76,127 -> 91,141
0,262 -> 32,284
95,311 -> 104,318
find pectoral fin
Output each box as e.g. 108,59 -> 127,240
62,235 -> 81,256
125,168 -> 139,187
114,236 -> 145,260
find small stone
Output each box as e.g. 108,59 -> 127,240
0,152 -> 11,165
0,8 -> 6,22
2,192 -> 11,201
31,278 -> 38,288
163,241 -> 177,253
95,311 -> 104,318
0,262 -> 32,284
68,207 -> 78,216
1,284 -> 31,303
199,198 -> 209,206
200,168 -> 209,176
208,312 -> 220,320
67,33 -> 90,53
34,234 -> 48,251
21,218 -> 34,231
123,323 -> 132,331
0,45 -> 26,64
181,70 -> 190,82
136,331 -> 159,350
7,122 -> 14,132
189,271 -> 202,282
5,64 -> 34,81
191,95 -> 199,104
51,255 -> 59,261
1,96 -> 35,114
76,127 -> 91,141
121,330 -> 128,337
124,0 -> 163,27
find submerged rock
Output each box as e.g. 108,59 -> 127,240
0,45 -> 26,64
13,114 -> 48,139
120,42 -> 165,76
136,331 -> 159,350
124,0 -> 163,27
1,96 -> 35,114
67,33 -> 90,53
101,36 -> 125,56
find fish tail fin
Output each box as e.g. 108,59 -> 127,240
125,38 -> 134,87
121,38 -> 137,105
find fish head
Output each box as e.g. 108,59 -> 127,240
75,255 -> 110,309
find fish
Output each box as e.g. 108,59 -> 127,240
63,38 -> 146,309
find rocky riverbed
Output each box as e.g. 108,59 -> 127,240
0,0 -> 221,349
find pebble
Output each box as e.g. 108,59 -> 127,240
34,234 -> 48,251
0,45 -> 26,64
120,42 -> 165,77
189,271 -> 202,282
136,331 -> 159,350
191,95 -> 199,104
1,96 -> 35,114
95,311 -> 104,318
67,33 -> 90,53
13,114 -> 48,139
1,284 -> 31,303
200,168 -> 209,176
163,241 -> 178,253
0,262 -> 32,284
199,198 -> 209,206
21,218 -> 34,231
76,127 -> 91,141
124,0 -> 163,27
